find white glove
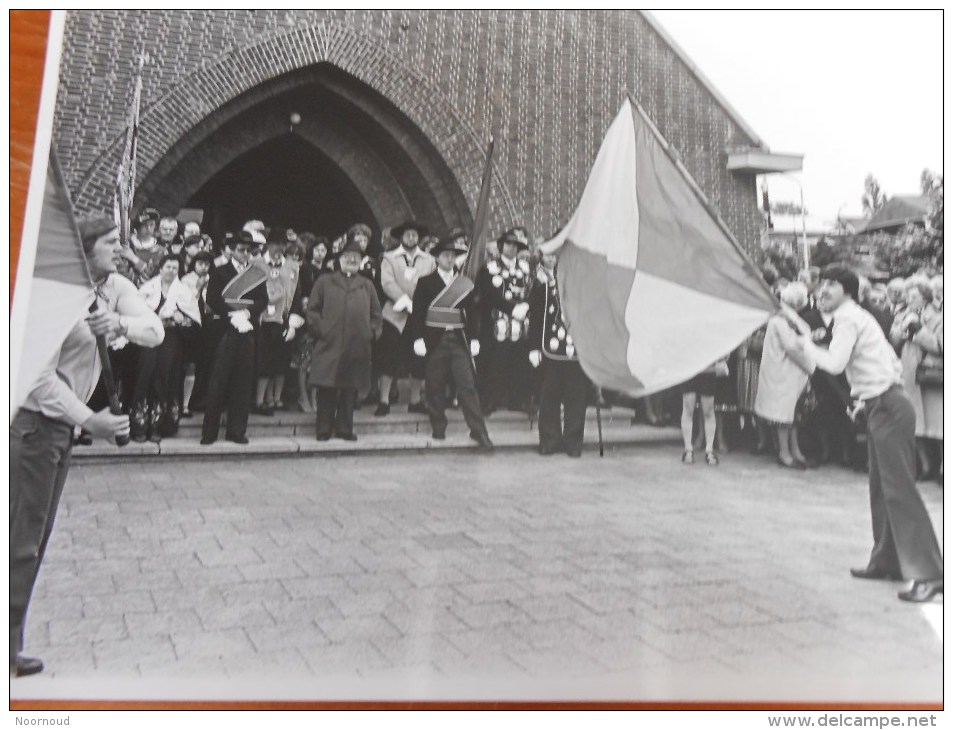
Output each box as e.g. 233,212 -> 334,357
288,313 -> 305,330
393,294 -> 413,313
284,328 -> 296,343
470,339 -> 480,357
529,350 -> 542,368
413,338 -> 427,357
229,310 -> 254,333
511,302 -> 529,321
109,336 -> 129,351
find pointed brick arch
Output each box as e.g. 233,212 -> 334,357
72,21 -> 516,234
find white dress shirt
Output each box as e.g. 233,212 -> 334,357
802,299 -> 902,400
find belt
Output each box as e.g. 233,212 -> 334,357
863,383 -> 901,405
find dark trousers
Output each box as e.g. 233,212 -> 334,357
191,319 -> 225,410
10,410 -> 73,665
201,329 -> 256,442
316,387 -> 356,437
425,331 -> 489,438
864,385 -> 943,580
479,341 -> 531,414
538,358 -> 589,452
132,328 -> 182,407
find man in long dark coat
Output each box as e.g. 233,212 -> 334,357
407,236 -> 494,450
307,239 -> 383,440
200,232 -> 268,445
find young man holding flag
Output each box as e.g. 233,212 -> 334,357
11,214 -> 164,677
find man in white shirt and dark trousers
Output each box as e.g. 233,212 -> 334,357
786,264 -> 942,603
10,215 -> 164,677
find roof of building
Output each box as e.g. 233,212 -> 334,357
863,195 -> 930,232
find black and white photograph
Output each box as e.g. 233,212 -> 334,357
9,9 -> 943,709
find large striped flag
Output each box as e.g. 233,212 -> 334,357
541,98 -> 777,396
11,147 -> 97,420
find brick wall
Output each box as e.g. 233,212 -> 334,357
54,10 -> 762,251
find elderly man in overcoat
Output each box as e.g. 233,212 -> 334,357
308,239 -> 383,440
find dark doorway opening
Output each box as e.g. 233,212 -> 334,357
188,134 -> 377,242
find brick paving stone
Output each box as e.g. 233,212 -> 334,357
281,575 -> 353,600
197,601 -> 277,632
262,596 -> 341,625
92,636 -> 177,674
124,609 -> 204,638
451,580 -> 530,604
48,616 -> 128,645
297,641 -> 391,675
449,600 -> 533,631
316,614 -> 403,644
243,620 -> 331,652
218,580 -> 291,606
331,590 -> 404,619
238,560 -> 307,582
171,628 -> 256,662
371,634 -> 467,668
222,647 -> 312,677
83,590 -> 156,617
174,565 -> 246,588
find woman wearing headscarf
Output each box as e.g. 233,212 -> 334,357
754,282 -> 813,469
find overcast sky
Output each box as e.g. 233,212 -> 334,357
649,9 -> 943,223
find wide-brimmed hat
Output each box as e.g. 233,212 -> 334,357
391,220 -> 427,241
433,236 -> 469,257
497,227 -> 529,251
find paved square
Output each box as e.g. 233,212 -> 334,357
12,446 -> 943,702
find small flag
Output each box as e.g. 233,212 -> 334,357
12,147 -> 96,419
461,136 -> 495,282
541,98 -> 777,396
114,54 -> 144,245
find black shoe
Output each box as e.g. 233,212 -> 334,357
898,579 -> 943,603
255,405 -> 274,417
469,430 -> 494,451
566,449 -> 582,458
200,437 -> 216,446
374,403 -> 390,417
227,436 -> 249,445
850,566 -> 902,581
539,445 -> 559,456
73,431 -> 93,446
433,430 -> 446,441
408,401 -> 429,415
316,433 -> 331,441
362,390 -> 380,406
180,409 -> 193,419
336,433 -> 358,442
13,655 -> 43,677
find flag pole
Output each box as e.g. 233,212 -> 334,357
595,387 -> 605,457
51,149 -> 129,447
626,92 -> 779,307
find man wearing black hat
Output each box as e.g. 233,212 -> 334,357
11,215 -> 164,677
408,235 -> 494,450
377,220 -> 436,416
477,227 -> 532,415
786,264 -> 943,603
528,250 -> 590,457
200,232 -> 269,445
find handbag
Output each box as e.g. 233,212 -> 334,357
794,382 -> 819,426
